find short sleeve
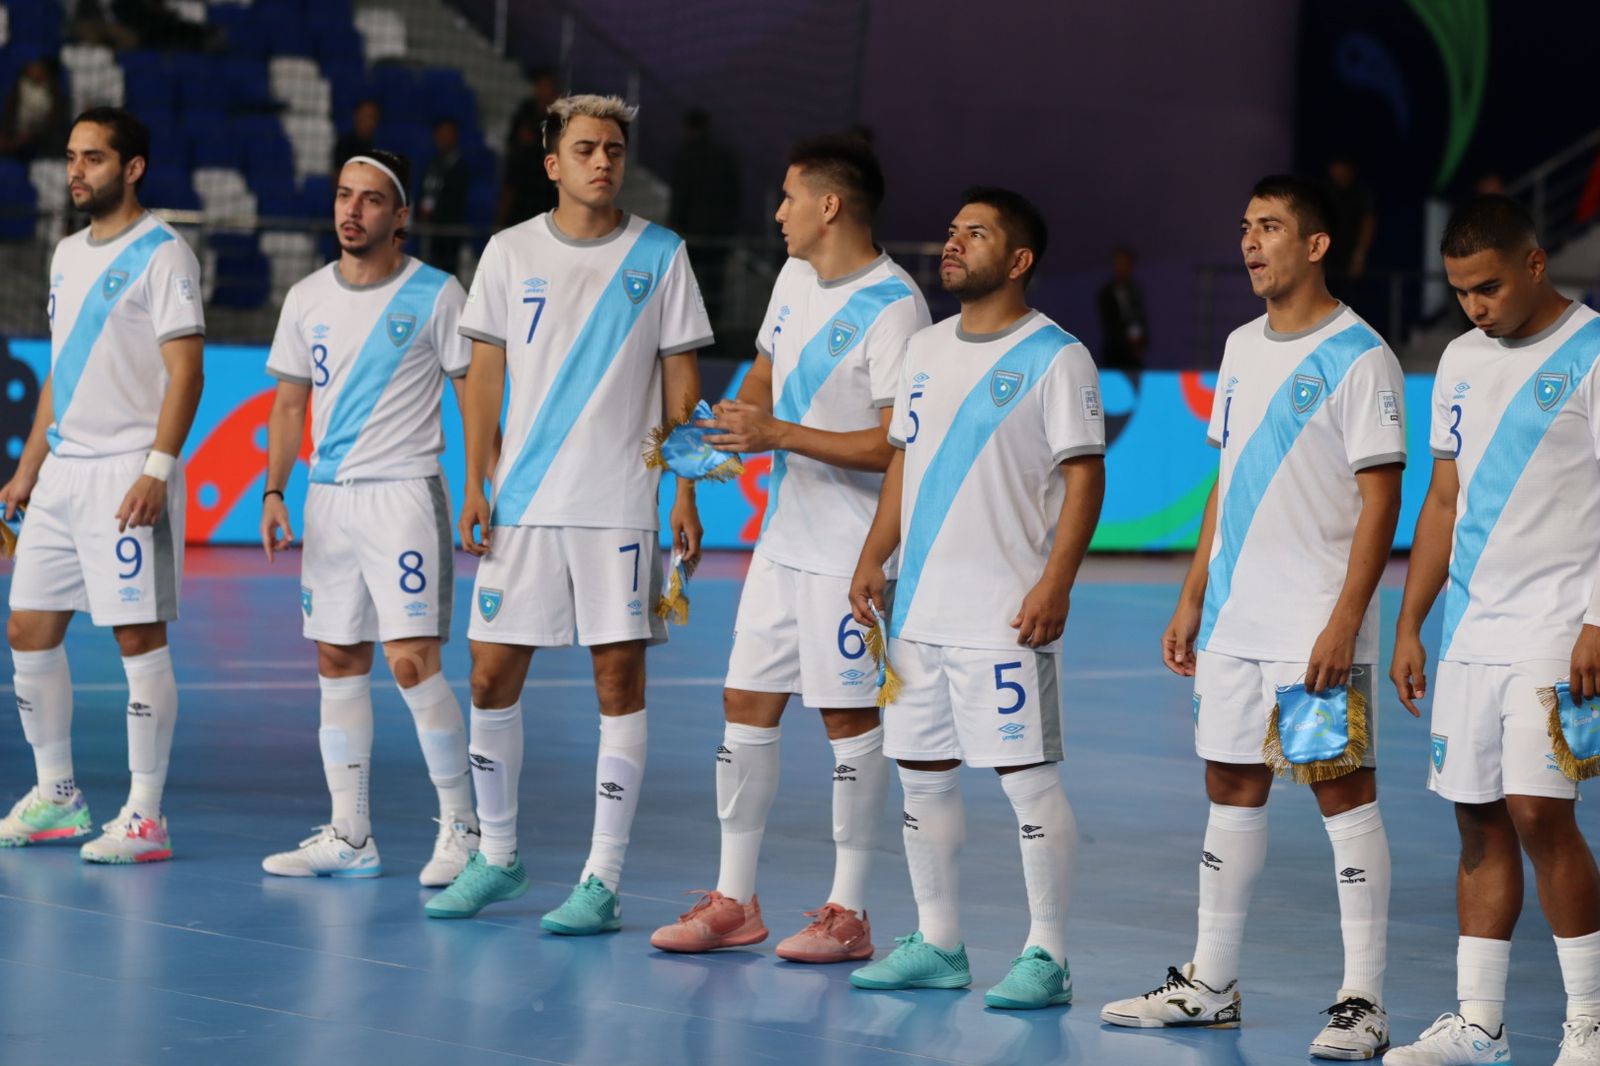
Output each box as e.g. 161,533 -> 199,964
433,277 -> 471,378
1206,350 -> 1230,448
1332,345 -> 1408,471
887,344 -> 916,448
144,236 -> 205,343
1040,342 -> 1107,461
863,295 -> 928,408
265,287 -> 310,385
656,242 -> 714,357
1429,358 -> 1458,460
754,259 -> 797,357
459,235 -> 508,347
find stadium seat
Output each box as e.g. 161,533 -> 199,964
261,229 -> 319,302
353,8 -> 406,64
271,56 -> 331,117
193,167 -> 258,227
209,232 -> 271,308
59,43 -> 125,112
283,113 -> 335,185
298,174 -> 333,217
0,160 -> 37,240
140,171 -> 202,214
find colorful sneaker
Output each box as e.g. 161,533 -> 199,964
424,851 -> 529,918
540,874 -> 623,935
1309,994 -> 1389,1060
420,815 -> 480,887
775,903 -> 874,963
1383,1013 -> 1510,1065
984,945 -> 1073,1010
262,825 -> 381,878
1099,963 -> 1241,1028
649,891 -> 768,953
849,931 -> 971,990
0,787 -> 91,846
1557,1016 -> 1600,1066
80,808 -> 172,864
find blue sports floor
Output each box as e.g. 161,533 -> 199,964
0,551 -> 1587,1065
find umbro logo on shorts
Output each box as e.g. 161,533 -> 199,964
598,782 -> 624,801
998,722 -> 1025,741
469,754 -> 495,772
1021,824 -> 1045,839
1201,850 -> 1223,871
1339,867 -> 1367,884
833,764 -> 856,781
903,811 -> 919,830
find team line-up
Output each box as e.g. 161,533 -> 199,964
4,94 -> 1599,1065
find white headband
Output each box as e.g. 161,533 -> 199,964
346,155 -> 407,206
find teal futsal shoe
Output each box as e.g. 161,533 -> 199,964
424,851 -> 529,918
849,931 -> 972,990
0,787 -> 92,846
984,945 -> 1073,1009
540,874 -> 623,935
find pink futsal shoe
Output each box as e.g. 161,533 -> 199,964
649,890 -> 768,953
775,903 -> 874,963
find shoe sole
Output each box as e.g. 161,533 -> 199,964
651,927 -> 769,953
1099,1010 -> 1241,1029
261,866 -> 382,878
776,942 -> 875,964
850,972 -> 972,990
1307,1042 -> 1389,1061
1,824 -> 92,846
82,849 -> 173,864
986,990 -> 1074,1010
541,917 -> 623,936
425,877 -> 529,919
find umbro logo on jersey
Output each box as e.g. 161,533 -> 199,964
1291,374 -> 1325,414
386,313 -> 417,348
623,269 -> 654,304
1536,371 -> 1569,411
991,369 -> 1024,407
1225,375 -> 1239,393
1021,824 -> 1045,839
834,764 -> 856,781
469,753 -> 495,771
599,781 -> 624,800
1339,867 -> 1366,883
522,276 -> 548,294
127,702 -> 151,717
1454,381 -> 1471,395
311,323 -> 331,340
102,270 -> 129,299
903,811 -> 919,829
478,588 -> 504,621
912,371 -> 931,385
828,319 -> 858,357
1201,850 -> 1223,870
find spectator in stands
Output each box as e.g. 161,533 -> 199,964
69,0 -> 138,49
419,117 -> 469,274
332,99 -> 381,174
669,107 -> 739,326
1096,245 -> 1148,372
505,67 -> 560,156
1325,155 -> 1376,281
498,111 -> 555,227
0,58 -> 68,161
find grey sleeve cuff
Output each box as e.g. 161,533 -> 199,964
445,366 -> 470,379
1352,451 -> 1407,472
660,335 -> 715,358
1205,435 -> 1222,449
755,337 -> 772,357
157,326 -> 205,344
267,368 -> 312,386
872,396 -> 896,409
459,326 -> 507,348
1053,443 -> 1106,462
1430,447 -> 1457,460
888,435 -> 907,449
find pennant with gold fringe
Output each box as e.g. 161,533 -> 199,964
1262,681 -> 1369,784
862,603 -> 901,708
643,399 -> 745,483
1537,681 -> 1600,781
0,506 -> 22,559
654,548 -> 695,626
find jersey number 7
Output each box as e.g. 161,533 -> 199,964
524,295 -> 546,344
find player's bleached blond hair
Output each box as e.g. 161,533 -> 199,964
542,94 -> 638,151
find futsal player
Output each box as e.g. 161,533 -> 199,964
0,108 -> 203,863
426,95 -> 712,928
257,150 -> 479,886
1098,175 -> 1405,1061
649,134 -> 928,962
1385,195 -> 1600,1066
846,187 -> 1104,1009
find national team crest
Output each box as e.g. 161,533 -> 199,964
1431,733 -> 1448,772
991,370 -> 1024,407
478,587 -> 504,621
622,270 -> 654,304
828,319 -> 858,357
300,586 -> 313,617
102,270 -> 129,300
1536,372 -> 1569,411
386,313 -> 417,347
1291,374 -> 1325,414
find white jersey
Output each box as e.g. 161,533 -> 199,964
45,212 -> 204,458
1432,300 -> 1600,664
887,311 -> 1105,651
755,254 -> 929,577
1196,304 -> 1407,663
460,212 -> 712,530
266,257 -> 468,484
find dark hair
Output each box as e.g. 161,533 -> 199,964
1248,174 -> 1334,240
787,132 -> 885,222
1440,194 -> 1539,258
343,148 -> 412,208
959,185 -> 1049,284
72,106 -> 150,187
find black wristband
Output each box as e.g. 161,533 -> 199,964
263,488 -> 285,501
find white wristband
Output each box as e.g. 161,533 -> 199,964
142,451 -> 177,482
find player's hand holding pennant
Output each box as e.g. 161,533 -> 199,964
1537,681 -> 1600,780
643,399 -> 744,483
1263,681 -> 1369,783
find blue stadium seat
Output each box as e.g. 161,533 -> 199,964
371,66 -> 419,120
207,5 -> 270,59
209,233 -> 271,308
225,60 -> 276,112
141,111 -> 189,174
187,112 -> 245,170
140,172 -> 201,213
374,121 -> 432,180
299,174 -> 333,218
251,175 -> 299,220
0,160 -> 38,240
5,0 -> 62,52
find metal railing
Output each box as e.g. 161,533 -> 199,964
1506,125 -> 1600,252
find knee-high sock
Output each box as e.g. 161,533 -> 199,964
398,672 -> 473,822
827,726 -> 888,914
715,721 -> 780,902
1324,801 -> 1390,1001
318,673 -> 373,843
1192,802 -> 1269,989
123,646 -> 178,817
1001,763 -> 1076,963
13,646 -> 74,801
583,709 -> 647,891
1556,930 -> 1600,1022
1458,935 -> 1511,1033
899,766 -> 964,951
469,701 -> 523,866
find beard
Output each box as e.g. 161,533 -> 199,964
76,173 -> 126,219
940,259 -> 1006,300
339,223 -> 395,256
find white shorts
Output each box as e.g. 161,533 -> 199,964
1193,650 -> 1379,768
467,525 -> 665,647
1429,659 -> 1578,802
8,453 -> 184,626
300,477 -> 454,645
724,553 -> 884,708
882,637 -> 1062,769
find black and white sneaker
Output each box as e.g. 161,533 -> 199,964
1099,962 -> 1241,1028
1309,993 -> 1389,1060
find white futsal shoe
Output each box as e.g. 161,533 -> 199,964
1558,1016 -> 1600,1066
1308,993 -> 1388,1060
419,814 -> 480,887
1383,1013 -> 1510,1065
261,825 -> 380,878
1099,962 -> 1241,1028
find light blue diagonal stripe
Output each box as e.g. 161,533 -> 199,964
760,276 -> 912,539
310,263 -> 451,483
492,223 -> 682,525
890,324 -> 1073,639
48,226 -> 175,452
1440,316 -> 1600,658
1196,323 -> 1378,650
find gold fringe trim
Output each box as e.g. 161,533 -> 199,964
641,418 -> 746,482
0,519 -> 16,559
1538,686 -> 1600,781
1262,687 -> 1369,783
654,557 -> 692,625
864,618 -> 901,707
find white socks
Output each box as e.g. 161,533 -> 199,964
318,673 -> 373,844
827,726 -> 888,914
1324,801 -> 1390,1002
1556,930 -> 1600,1021
13,646 -> 74,802
123,646 -> 179,817
1001,763 -> 1076,963
1458,935 -> 1511,1033
397,672 -> 473,822
1192,802 -> 1269,989
583,709 -> 647,892
715,722 -> 780,902
899,766 -> 965,951
469,701 -> 523,866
